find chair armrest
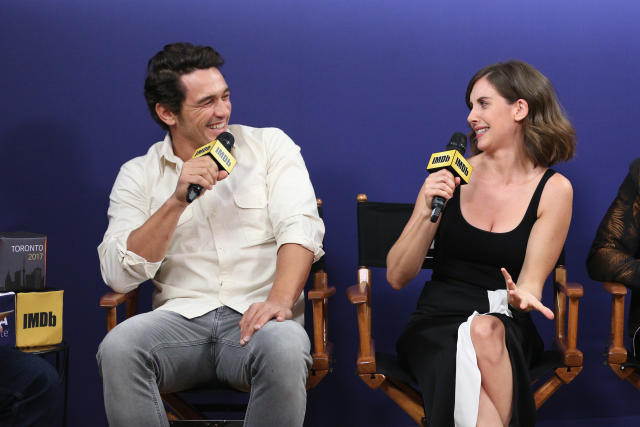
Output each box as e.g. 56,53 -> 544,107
99,289 -> 138,308
308,287 -> 336,300
99,288 -> 140,332
603,282 -> 628,296
553,277 -> 583,366
308,284 -> 335,358
346,282 -> 369,304
555,280 -> 584,299
306,269 -> 334,389
603,282 -> 628,365
346,278 -> 376,374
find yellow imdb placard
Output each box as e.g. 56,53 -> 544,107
15,290 -> 63,347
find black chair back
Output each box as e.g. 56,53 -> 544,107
357,200 -> 434,270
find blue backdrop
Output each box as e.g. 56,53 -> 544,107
2,1 -> 639,425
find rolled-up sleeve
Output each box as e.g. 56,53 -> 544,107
97,160 -> 163,293
265,129 -> 325,261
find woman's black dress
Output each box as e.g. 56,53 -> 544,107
397,169 -> 555,427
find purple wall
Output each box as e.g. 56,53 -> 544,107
2,1 -> 640,425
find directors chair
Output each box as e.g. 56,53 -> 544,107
601,282 -> 640,389
98,199 -> 334,425
346,194 -> 583,426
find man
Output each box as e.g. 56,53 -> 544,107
97,42 -> 324,427
587,158 -> 640,359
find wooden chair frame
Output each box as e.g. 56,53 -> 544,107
346,193 -> 583,426
602,282 -> 640,389
99,199 -> 334,422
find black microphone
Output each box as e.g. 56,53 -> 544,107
425,132 -> 472,223
186,131 -> 236,203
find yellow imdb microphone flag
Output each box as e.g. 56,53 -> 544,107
192,139 -> 236,173
426,149 -> 472,184
186,131 -> 237,204
425,132 -> 472,222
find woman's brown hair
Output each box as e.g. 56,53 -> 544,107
465,60 -> 576,167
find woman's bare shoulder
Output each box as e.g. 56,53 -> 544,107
541,171 -> 573,209
547,171 -> 573,194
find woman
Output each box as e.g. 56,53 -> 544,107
387,60 -> 576,427
587,158 -> 640,359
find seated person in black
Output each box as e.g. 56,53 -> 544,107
0,323 -> 63,426
387,60 -> 576,427
587,158 -> 640,359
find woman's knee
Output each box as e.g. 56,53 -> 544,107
470,316 -> 506,361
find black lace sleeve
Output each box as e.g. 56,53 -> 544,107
587,158 -> 640,291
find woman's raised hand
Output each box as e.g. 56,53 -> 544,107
501,267 -> 554,320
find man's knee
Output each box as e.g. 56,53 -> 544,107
97,316 -> 151,374
249,320 -> 311,377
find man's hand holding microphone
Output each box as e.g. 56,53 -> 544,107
174,131 -> 236,205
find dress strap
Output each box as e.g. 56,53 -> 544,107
525,169 -> 556,219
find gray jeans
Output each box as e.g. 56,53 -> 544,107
97,306 -> 311,427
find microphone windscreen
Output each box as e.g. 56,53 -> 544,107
446,132 -> 467,155
217,131 -> 235,151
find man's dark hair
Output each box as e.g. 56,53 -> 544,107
144,42 -> 225,130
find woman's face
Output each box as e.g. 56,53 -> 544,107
467,77 -> 522,152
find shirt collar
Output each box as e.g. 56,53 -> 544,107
158,133 -> 182,174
